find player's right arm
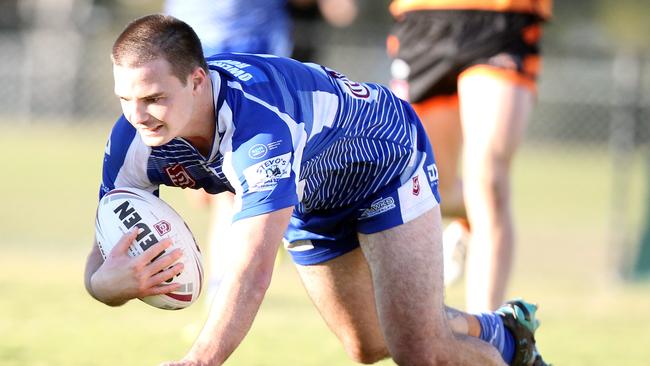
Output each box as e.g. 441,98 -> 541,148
164,207 -> 293,366
84,230 -> 184,306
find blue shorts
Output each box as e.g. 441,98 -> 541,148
283,120 -> 440,265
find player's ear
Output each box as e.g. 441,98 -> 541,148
190,67 -> 207,92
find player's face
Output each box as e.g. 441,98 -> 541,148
113,58 -> 196,146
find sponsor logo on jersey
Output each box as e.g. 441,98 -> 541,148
248,143 -> 268,159
213,60 -> 254,81
427,163 -> 439,183
267,140 -> 282,151
243,152 -> 292,192
360,197 -> 396,219
412,175 -> 420,196
154,220 -> 172,236
327,69 -> 371,99
165,164 -> 196,188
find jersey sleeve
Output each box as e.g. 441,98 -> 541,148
99,115 -> 158,200
221,98 -> 305,222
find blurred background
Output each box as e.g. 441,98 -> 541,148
1,0 -> 650,365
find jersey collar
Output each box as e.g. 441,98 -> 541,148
206,70 -> 224,162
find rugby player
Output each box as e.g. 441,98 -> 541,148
387,0 -> 552,311
84,14 -> 549,366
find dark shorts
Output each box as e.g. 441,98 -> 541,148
388,10 -> 544,103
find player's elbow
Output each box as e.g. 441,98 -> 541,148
85,273 -> 128,307
247,264 -> 273,298
85,281 -> 128,307
229,244 -> 277,302
101,298 -> 128,307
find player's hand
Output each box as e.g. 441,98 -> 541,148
90,228 -> 184,306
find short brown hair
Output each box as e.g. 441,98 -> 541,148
111,14 -> 208,84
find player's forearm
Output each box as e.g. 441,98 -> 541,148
89,273 -> 129,306
84,244 -> 105,301
187,261 -> 273,365
186,208 -> 289,364
84,240 -> 128,307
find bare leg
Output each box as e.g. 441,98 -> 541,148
295,248 -> 389,364
358,207 -> 503,365
295,208 -> 504,365
413,97 -> 465,218
413,97 -> 469,287
458,67 -> 534,311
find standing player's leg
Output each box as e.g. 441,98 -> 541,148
458,66 -> 534,312
205,191 -> 286,304
412,97 -> 465,218
206,191 -> 236,303
412,96 -> 471,286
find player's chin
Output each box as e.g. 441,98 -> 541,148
139,132 -> 171,147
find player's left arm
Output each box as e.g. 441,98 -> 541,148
163,206 -> 293,366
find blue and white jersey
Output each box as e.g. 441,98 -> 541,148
164,0 -> 291,57
100,53 -> 436,225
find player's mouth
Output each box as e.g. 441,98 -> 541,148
139,124 -> 164,136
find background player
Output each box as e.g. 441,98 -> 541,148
84,15 -> 548,366
387,0 -> 552,311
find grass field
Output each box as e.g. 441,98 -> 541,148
1,123 -> 650,365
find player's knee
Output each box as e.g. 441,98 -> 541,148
341,338 -> 388,364
470,166 -> 509,205
390,341 -> 454,366
391,352 -> 451,366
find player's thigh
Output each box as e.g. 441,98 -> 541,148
413,97 -> 462,196
293,247 -> 387,361
456,12 -> 540,161
458,69 -> 534,163
358,207 -> 451,360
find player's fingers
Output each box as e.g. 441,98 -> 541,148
144,248 -> 184,276
139,237 -> 174,263
140,282 -> 182,297
146,262 -> 185,288
110,228 -> 140,256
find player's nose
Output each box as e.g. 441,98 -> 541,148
128,101 -> 149,125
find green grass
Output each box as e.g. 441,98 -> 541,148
1,124 -> 649,365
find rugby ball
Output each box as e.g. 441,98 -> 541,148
95,187 -> 203,310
